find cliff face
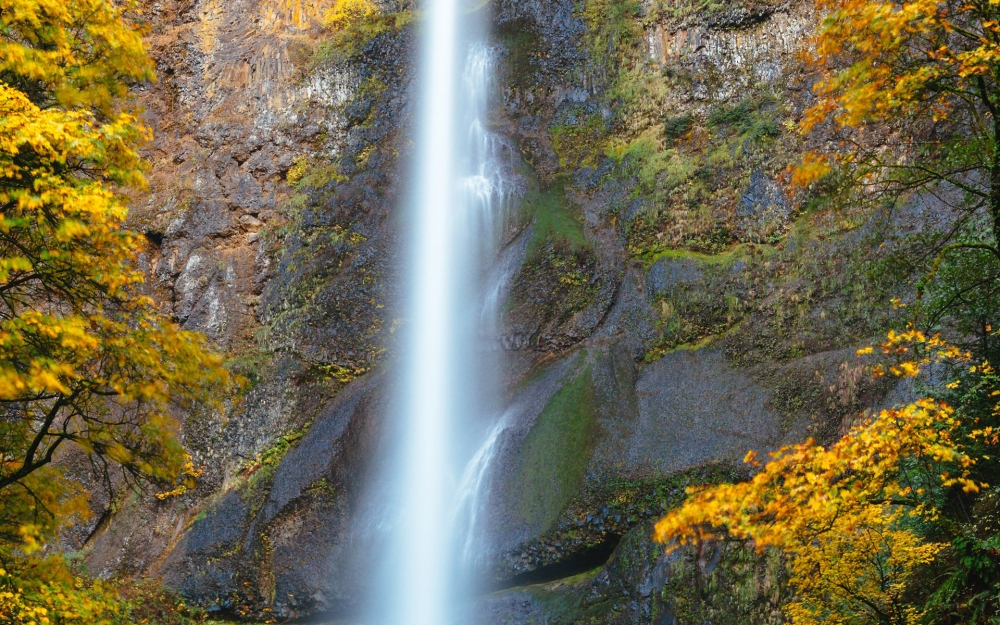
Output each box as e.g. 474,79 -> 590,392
85,0 -> 935,622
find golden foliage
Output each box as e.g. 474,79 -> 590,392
317,0 -> 412,61
0,0 -> 232,552
790,151 -> 832,189
323,0 -> 379,30
0,561 -> 122,625
793,0 -> 1000,205
801,0 -> 989,131
0,0 -> 154,111
655,331 -> 979,625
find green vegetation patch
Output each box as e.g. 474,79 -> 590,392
617,95 -> 795,257
497,19 -> 543,89
239,426 -> 311,495
515,362 -> 598,532
642,251 -> 754,362
287,156 -> 350,190
313,5 -> 415,65
707,96 -> 782,142
225,349 -> 274,392
550,113 -> 608,170
647,0 -> 779,29
524,568 -> 606,621
580,0 -> 644,69
663,113 -> 695,142
524,181 -> 589,257
663,543 -> 788,625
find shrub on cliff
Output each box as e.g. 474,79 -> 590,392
657,331 -> 985,625
317,0 -> 414,62
795,0 -> 1000,250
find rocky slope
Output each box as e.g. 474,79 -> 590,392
80,0 -> 944,622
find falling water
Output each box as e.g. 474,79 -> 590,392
454,407 -> 510,568
388,1 -> 518,623
392,0 -> 459,622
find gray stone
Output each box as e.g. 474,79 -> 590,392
735,170 -> 791,243
645,256 -> 704,299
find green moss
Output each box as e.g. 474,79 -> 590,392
629,137 -> 698,197
515,361 -> 597,531
498,20 -> 542,89
647,0 -> 776,28
644,334 -> 720,362
615,95 -> 793,257
663,543 -> 788,625
580,0 -> 644,69
304,477 -> 338,499
638,251 -> 760,362
550,114 -> 608,169
225,350 -> 273,392
524,568 -> 604,620
643,245 -> 759,270
288,158 -> 349,191
239,426 -> 311,497
305,360 -> 370,384
707,96 -> 781,143
663,113 -> 695,142
524,181 -> 588,257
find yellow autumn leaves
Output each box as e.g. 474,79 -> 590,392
0,565 -> 123,625
791,0 -> 1000,192
655,328 -> 984,625
323,0 -> 379,30
0,0 -> 232,554
0,0 -> 154,112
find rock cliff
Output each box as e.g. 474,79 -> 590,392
83,0 -> 940,622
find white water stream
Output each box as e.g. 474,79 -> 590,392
388,2 -> 517,624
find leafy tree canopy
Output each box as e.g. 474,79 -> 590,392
797,0 -> 1000,250
0,0 -> 230,550
661,1 -> 1000,623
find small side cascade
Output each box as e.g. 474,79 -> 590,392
461,44 -> 522,259
451,44 -> 524,584
453,408 -> 512,569
458,45 -> 525,343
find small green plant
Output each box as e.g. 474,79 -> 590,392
550,114 -> 608,169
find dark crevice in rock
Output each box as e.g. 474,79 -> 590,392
144,231 -> 164,247
491,533 -> 623,591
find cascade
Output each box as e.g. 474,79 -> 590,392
387,1 -> 517,623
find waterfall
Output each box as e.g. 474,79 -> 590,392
392,0 -> 459,622
387,1 -> 517,624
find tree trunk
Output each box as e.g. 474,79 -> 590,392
992,161 -> 1000,247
